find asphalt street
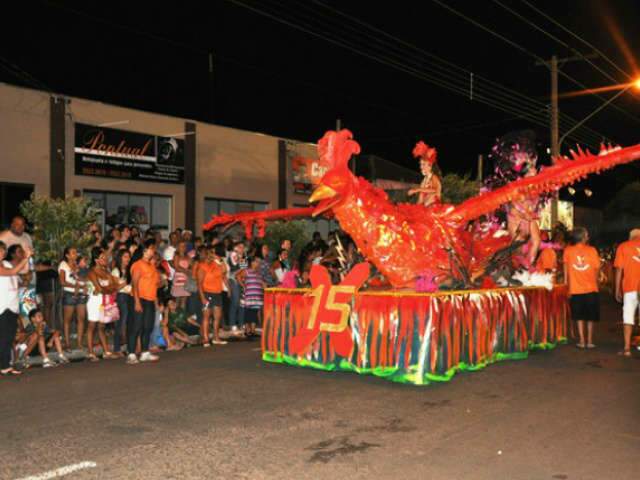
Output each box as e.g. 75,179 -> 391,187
1,296 -> 639,480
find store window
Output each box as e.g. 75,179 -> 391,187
204,198 -> 268,237
204,198 -> 269,218
85,191 -> 172,232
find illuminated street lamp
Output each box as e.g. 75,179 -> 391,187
559,78 -> 640,149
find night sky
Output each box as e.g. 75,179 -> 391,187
3,0 -> 640,206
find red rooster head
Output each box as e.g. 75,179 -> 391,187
309,129 -> 361,217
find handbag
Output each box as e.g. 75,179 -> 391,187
99,293 -> 120,323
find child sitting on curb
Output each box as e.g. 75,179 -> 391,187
30,308 -> 69,367
161,297 -> 199,350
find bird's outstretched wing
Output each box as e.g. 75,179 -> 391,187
452,143 -> 640,223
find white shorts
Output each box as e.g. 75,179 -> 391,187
87,294 -> 102,323
623,292 -> 639,326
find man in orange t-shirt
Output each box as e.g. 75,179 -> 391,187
129,239 -> 161,365
563,227 -> 600,349
197,244 -> 229,347
614,228 -> 640,357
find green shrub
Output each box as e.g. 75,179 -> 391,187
21,195 -> 98,263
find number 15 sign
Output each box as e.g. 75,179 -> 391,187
290,263 -> 370,357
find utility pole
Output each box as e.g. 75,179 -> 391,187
535,53 -> 597,227
477,154 -> 483,182
336,118 -> 342,131
550,55 -> 559,227
550,55 -> 559,159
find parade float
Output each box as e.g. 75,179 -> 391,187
205,129 -> 640,385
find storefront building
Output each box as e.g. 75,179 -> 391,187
0,82 -> 331,236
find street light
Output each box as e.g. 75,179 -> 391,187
559,78 -> 640,149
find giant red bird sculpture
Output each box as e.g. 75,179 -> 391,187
206,130 -> 640,288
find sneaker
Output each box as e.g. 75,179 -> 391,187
42,357 -> 57,368
231,326 -> 240,335
58,354 -> 70,364
126,353 -> 139,365
139,351 -> 159,362
211,339 -> 228,345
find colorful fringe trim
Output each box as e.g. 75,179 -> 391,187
262,286 -> 569,385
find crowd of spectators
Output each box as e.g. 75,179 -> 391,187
1,213 -> 638,376
0,215 -> 359,374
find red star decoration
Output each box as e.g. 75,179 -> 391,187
291,262 -> 370,357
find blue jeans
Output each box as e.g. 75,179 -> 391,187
114,293 -> 131,353
228,280 -> 244,328
187,292 -> 203,325
128,299 -> 155,353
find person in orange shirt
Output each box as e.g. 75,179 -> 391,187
128,239 -> 161,364
198,244 -> 229,347
614,228 -> 640,357
536,246 -> 557,274
563,227 -> 601,349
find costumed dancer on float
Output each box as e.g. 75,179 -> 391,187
408,141 -> 442,207
485,131 -> 542,269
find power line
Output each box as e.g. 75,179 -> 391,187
363,108 -> 549,143
430,0 -> 632,141
303,0 -> 602,146
39,0 -> 437,118
0,55 -> 52,93
518,0 -> 632,80
239,0 -> 599,146
293,0 -> 603,146
305,0 -> 608,146
44,0 -> 600,146
491,0 -> 640,126
308,0 -> 550,113
42,0 -> 602,148
44,1 -> 208,54
492,0 -> 620,85
229,1 -> 566,138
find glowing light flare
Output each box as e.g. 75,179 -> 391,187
559,77 -> 640,99
601,8 -> 639,77
559,82 -> 630,98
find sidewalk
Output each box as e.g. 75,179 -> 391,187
16,328 -> 262,368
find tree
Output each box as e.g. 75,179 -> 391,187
441,173 -> 481,205
264,220 -> 310,263
21,195 -> 98,263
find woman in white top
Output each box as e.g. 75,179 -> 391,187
112,249 -> 132,356
272,249 -> 290,285
0,240 -> 32,375
86,247 -> 122,361
58,247 -> 88,351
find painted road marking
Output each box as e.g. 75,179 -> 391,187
15,461 -> 97,480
